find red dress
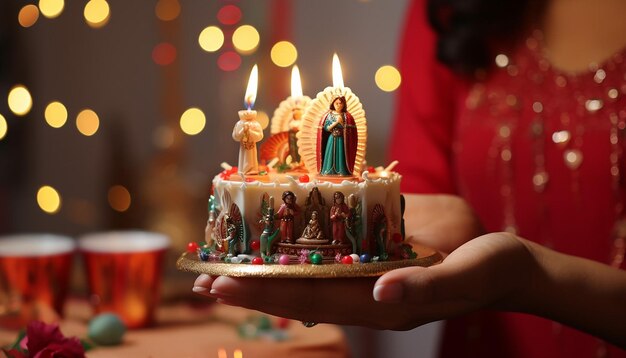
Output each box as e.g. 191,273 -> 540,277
390,1 -> 626,357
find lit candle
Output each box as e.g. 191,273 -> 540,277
291,65 -> 303,99
244,64 -> 258,111
332,53 -> 344,89
268,64 -> 311,170
233,65 -> 263,175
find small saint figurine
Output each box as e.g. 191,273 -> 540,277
224,215 -> 239,256
233,110 -> 264,175
276,191 -> 300,244
297,211 -> 326,243
288,106 -> 303,164
330,191 -> 351,245
317,96 -> 358,176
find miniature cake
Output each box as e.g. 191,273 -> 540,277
194,62 -> 415,265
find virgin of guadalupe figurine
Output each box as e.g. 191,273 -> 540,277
233,111 -> 264,175
317,96 -> 358,176
330,191 -> 351,245
276,191 -> 300,244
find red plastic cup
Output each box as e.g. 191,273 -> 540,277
0,234 -> 75,329
78,231 -> 170,329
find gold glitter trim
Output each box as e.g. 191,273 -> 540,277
176,244 -> 443,278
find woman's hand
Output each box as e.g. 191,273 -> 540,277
193,232 -> 534,330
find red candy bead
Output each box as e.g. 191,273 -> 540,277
250,240 -> 261,251
251,257 -> 264,265
276,317 -> 290,329
367,166 -> 376,173
186,242 -> 199,253
245,177 -> 256,182
341,255 -> 353,264
299,174 -> 310,183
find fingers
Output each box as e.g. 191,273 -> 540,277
204,275 -> 386,326
192,274 -> 218,295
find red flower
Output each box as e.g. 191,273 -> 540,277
4,321 -> 85,358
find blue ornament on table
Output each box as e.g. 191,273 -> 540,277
199,250 -> 209,261
88,313 -> 126,346
359,253 -> 371,263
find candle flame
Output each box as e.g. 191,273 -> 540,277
332,53 -> 344,88
244,64 -> 258,110
217,348 -> 227,358
234,349 -> 243,358
291,65 -> 303,98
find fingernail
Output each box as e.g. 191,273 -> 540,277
194,274 -> 213,287
192,286 -> 208,293
373,282 -> 404,303
210,276 -> 237,296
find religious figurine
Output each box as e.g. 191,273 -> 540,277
233,110 -> 264,175
259,195 -> 280,256
276,191 -> 300,244
330,191 -> 351,245
204,195 -> 219,247
303,187 -> 329,238
370,204 -> 388,260
224,215 -> 239,256
297,211 -> 326,243
345,193 -> 360,253
317,96 -> 357,176
288,106 -> 303,164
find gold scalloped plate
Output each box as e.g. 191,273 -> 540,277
176,244 -> 442,278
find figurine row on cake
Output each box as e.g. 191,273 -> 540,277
190,55 -> 415,265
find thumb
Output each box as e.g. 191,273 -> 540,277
373,264 -> 464,304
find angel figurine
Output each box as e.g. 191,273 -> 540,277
233,111 -> 264,175
317,96 -> 357,176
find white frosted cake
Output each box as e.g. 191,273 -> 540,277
193,64 -> 414,265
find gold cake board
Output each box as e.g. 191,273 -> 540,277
176,244 -> 443,278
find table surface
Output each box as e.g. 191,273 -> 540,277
0,299 -> 350,358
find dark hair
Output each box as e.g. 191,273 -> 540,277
329,96 -> 347,112
426,0 -> 539,75
282,191 -> 295,201
333,191 -> 345,202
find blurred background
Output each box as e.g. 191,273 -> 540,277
0,0 -> 441,356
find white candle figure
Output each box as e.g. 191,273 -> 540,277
233,65 -> 263,175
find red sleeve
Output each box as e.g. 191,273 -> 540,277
389,0 -> 466,194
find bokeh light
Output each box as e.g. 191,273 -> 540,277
232,25 -> 260,54
84,0 -> 110,28
374,65 -> 402,92
155,0 -> 180,21
8,85 -> 33,116
37,185 -> 61,214
0,114 -> 7,140
198,26 -> 224,52
44,101 -> 68,128
76,109 -> 100,136
152,42 -> 177,66
39,0 -> 64,19
270,41 -> 298,68
180,108 -> 206,135
108,185 -> 131,212
217,51 -> 241,72
18,5 -> 40,28
217,5 -> 241,25
257,111 -> 270,130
